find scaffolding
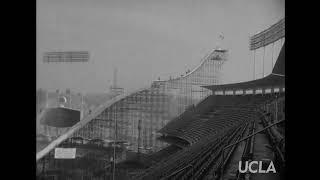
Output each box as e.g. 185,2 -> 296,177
37,47 -> 228,156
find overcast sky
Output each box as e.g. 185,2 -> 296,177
37,0 -> 284,93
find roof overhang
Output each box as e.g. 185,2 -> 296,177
203,43 -> 285,92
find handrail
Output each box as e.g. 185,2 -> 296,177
160,164 -> 193,180
166,48 -> 218,82
223,119 -> 284,151
220,119 -> 284,180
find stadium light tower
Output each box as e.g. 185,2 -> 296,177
43,51 -> 89,63
250,18 -> 285,79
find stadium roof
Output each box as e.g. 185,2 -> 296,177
203,44 -> 285,91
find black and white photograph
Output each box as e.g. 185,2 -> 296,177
36,0 -> 285,179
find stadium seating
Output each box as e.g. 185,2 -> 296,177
159,94 -> 274,145
133,93 -> 281,179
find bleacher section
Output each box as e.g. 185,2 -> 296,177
133,93 -> 283,179
161,108 -> 255,145
134,123 -> 247,179
145,145 -> 181,165
159,94 -> 279,145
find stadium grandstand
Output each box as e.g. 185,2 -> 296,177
36,18 -> 285,180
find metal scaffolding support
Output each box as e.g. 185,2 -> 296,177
37,47 -> 228,159
253,50 -> 256,80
